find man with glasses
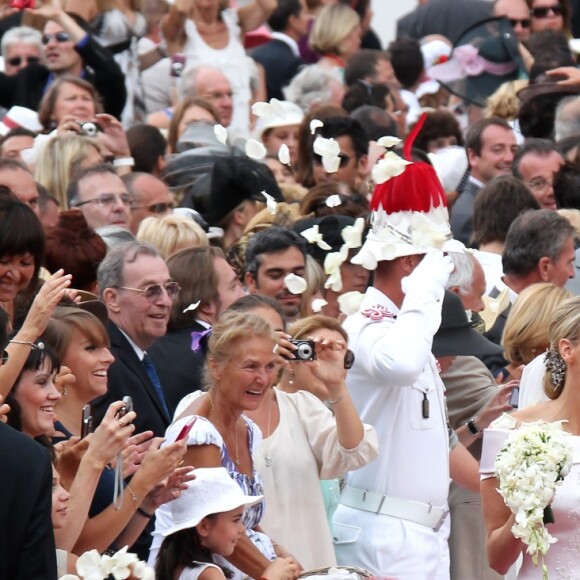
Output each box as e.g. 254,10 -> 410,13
493,0 -> 532,41
68,164 -> 132,230
512,138 -> 564,210
1,26 -> 43,76
123,172 -> 175,234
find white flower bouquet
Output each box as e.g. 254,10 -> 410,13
59,545 -> 154,580
495,421 -> 573,578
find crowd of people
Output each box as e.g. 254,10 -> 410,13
4,0 -> 580,579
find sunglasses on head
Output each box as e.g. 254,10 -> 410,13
509,18 -> 531,27
531,4 -> 563,18
41,31 -> 71,45
7,56 -> 40,67
313,153 -> 352,169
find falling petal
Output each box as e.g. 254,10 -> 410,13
245,138 -> 267,160
338,291 -> 365,316
261,190 -> 278,215
278,143 -> 291,165
313,136 -> 340,157
311,298 -> 328,313
325,194 -> 343,208
371,152 -> 411,184
377,136 -> 402,148
182,301 -> 200,314
310,119 -> 324,134
300,225 -> 332,250
213,124 -> 228,144
270,98 -> 287,119
251,101 -> 275,118
322,154 -> 341,173
341,217 -> 365,249
284,273 -> 308,294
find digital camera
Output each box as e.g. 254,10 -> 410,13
79,122 -> 102,137
289,339 -> 316,361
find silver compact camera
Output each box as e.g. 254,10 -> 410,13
79,121 -> 102,137
289,339 -> 316,361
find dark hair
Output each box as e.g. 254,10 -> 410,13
388,37 -> 423,89
512,138 -> 561,178
0,127 -> 36,152
126,124 -> 167,174
503,209 -> 576,276
350,105 -> 397,141
0,308 -> 8,351
245,227 -> 306,278
0,194 -> 44,296
465,117 -> 512,157
526,0 -> 573,36
527,30 -> 573,60
44,211 -> 107,291
344,49 -> 386,86
267,0 -> 302,31
316,116 -> 369,159
67,163 -> 119,206
300,180 -> 369,217
227,294 -> 285,322
554,162 -> 580,210
410,110 -> 462,153
341,81 -> 390,113
518,89 -> 568,139
472,175 -> 540,246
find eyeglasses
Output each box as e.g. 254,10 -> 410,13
7,56 -> 40,67
0,351 -> 8,365
531,4 -> 563,18
72,193 -> 132,208
509,18 -> 531,28
344,349 -> 355,370
116,282 -> 181,300
41,31 -> 71,45
131,201 -> 175,214
313,153 -> 352,169
526,176 -> 553,191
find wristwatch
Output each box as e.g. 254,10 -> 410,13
466,417 -> 482,436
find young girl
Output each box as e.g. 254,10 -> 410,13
155,467 -> 296,580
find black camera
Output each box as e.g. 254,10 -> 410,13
289,339 -> 316,361
79,121 -> 102,137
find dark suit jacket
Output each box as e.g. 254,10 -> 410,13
450,179 -> 481,246
0,424 -> 56,580
252,38 -> 304,101
396,0 -> 493,43
91,321 -> 170,437
148,322 -> 208,415
482,297 -> 511,375
0,35 -> 126,119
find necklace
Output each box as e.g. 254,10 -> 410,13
264,392 -> 274,467
207,392 -> 241,467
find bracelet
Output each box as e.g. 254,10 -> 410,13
9,339 -> 44,350
113,157 -> 135,167
328,390 -> 350,405
126,484 -> 140,504
137,506 -> 154,519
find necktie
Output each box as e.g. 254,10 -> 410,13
142,353 -> 170,417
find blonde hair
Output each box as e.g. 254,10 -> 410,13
544,296 -> 580,398
300,255 -> 325,318
310,4 -> 360,55
484,79 -> 528,120
136,214 -> 209,259
289,314 -> 348,343
502,283 -> 572,365
557,208 -> 580,238
35,134 -> 102,210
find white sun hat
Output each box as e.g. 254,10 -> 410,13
253,100 -> 304,140
162,467 -> 263,537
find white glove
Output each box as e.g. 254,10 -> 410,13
401,250 -> 454,296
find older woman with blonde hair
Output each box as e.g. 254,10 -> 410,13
136,214 -> 208,259
502,282 -> 572,408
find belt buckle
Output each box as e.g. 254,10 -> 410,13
433,508 -> 449,532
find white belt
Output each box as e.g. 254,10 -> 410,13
340,485 -> 449,531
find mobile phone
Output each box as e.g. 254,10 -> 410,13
117,396 -> 133,419
81,404 -> 93,438
176,416 -> 197,442
509,386 -> 520,409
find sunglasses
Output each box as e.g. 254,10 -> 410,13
72,193 -> 132,208
116,282 -> 181,301
41,31 -> 71,45
313,153 -> 352,169
509,18 -> 531,27
531,4 -> 563,18
7,56 -> 40,67
131,201 -> 175,214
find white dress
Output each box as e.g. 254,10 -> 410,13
481,425 -> 580,579
179,562 -> 222,580
182,9 -> 253,139
253,387 -> 378,570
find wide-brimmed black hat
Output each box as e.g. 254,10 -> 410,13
432,290 -> 504,357
203,155 -> 283,227
429,17 -> 525,107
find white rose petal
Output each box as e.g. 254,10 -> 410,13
311,298 -> 328,313
337,291 -> 365,316
182,301 -> 200,314
313,135 -> 340,157
371,151 -> 411,184
325,194 -> 343,208
284,273 -> 308,294
251,101 -> 275,118
377,135 -> 402,148
245,139 -> 267,160
213,124 -> 228,144
322,154 -> 341,173
342,217 -> 365,249
261,190 -> 278,215
310,119 -> 324,134
324,245 -> 349,292
300,225 -> 332,250
278,143 -> 291,166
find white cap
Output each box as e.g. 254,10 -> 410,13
0,106 -> 42,136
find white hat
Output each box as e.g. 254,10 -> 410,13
163,467 -> 263,537
0,106 -> 42,136
253,101 -> 304,140
415,38 -> 452,100
427,146 -> 468,193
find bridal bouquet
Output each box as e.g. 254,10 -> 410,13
59,546 -> 154,580
495,421 -> 573,578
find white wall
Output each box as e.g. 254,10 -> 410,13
371,0 -> 418,47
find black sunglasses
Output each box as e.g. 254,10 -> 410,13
131,201 -> 175,214
509,18 -> 531,27
313,153 -> 352,169
7,56 -> 40,67
531,4 -> 563,18
42,31 -> 71,45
